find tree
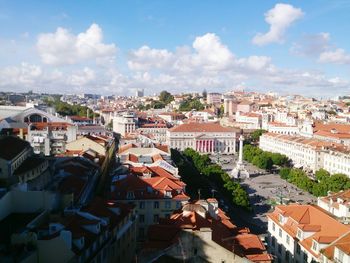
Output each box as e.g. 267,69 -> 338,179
327,110 -> 337,115
106,121 -> 113,129
252,154 -> 273,170
279,167 -> 291,180
180,147 -> 250,210
179,98 -> 205,111
233,187 -> 250,208
217,104 -> 225,118
315,169 -> 330,182
270,153 -> 289,166
327,174 -> 350,192
250,129 -> 267,142
202,89 -> 207,99
151,100 -> 166,109
159,91 -> 174,104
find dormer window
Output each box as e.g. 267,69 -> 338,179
297,229 -> 303,240
127,191 -> 135,199
165,191 -> 172,198
279,214 -> 284,224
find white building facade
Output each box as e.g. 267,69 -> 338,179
259,133 -> 325,172
112,112 -> 137,136
267,204 -> 350,263
260,133 -> 350,176
167,123 -> 237,154
317,190 -> 350,222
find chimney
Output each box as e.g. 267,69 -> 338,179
207,198 -> 219,220
19,128 -> 23,139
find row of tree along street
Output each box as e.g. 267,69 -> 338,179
171,148 -> 251,210
243,144 -> 350,197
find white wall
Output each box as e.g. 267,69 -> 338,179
0,190 -> 56,221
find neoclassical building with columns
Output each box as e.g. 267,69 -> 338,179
167,123 -> 238,154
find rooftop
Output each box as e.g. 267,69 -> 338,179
0,136 -> 31,161
268,204 -> 350,258
14,156 -> 46,175
170,123 -> 238,133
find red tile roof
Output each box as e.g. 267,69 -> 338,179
58,176 -> 87,201
322,230 -> 350,259
111,174 -> 189,201
145,200 -> 271,262
170,123 -> 237,133
268,204 -> 350,259
68,115 -> 92,121
82,197 -> 134,230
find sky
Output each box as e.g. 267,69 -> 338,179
0,0 -> 350,97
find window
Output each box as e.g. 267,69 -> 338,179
278,244 -> 282,254
272,222 -> 276,231
297,229 -> 302,239
303,252 -> 308,262
176,201 -> 181,209
154,201 -> 159,209
286,235 -> 290,245
153,214 -> 159,223
336,249 -> 344,262
139,227 -> 144,238
312,240 -> 318,251
139,214 -> 145,223
296,244 -> 301,254
285,251 -> 290,262
139,201 -> 145,209
279,214 -> 284,223
271,237 -> 276,247
279,228 -> 282,238
127,191 -> 135,199
165,201 -> 171,209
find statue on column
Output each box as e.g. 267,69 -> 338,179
231,134 -> 250,179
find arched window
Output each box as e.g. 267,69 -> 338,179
29,114 -> 43,123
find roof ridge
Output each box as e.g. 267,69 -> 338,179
153,177 -> 166,187
296,207 -> 310,224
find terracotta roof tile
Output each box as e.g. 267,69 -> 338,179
170,123 -> 238,133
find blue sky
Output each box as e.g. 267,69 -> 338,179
0,0 -> 350,97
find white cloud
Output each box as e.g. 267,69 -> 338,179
291,33 -> 350,65
252,3 -> 304,46
319,48 -> 350,64
1,30 -> 349,96
236,56 -> 273,72
126,33 -> 348,96
291,33 -> 330,57
128,45 -> 174,71
37,23 -> 117,65
0,63 -> 42,87
191,33 -> 234,69
128,33 -> 273,75
68,67 -> 96,86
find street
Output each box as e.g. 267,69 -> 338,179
209,153 -> 316,234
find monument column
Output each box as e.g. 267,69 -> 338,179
231,134 -> 249,179
238,135 -> 244,165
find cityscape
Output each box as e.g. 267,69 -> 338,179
1,1 -> 350,263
